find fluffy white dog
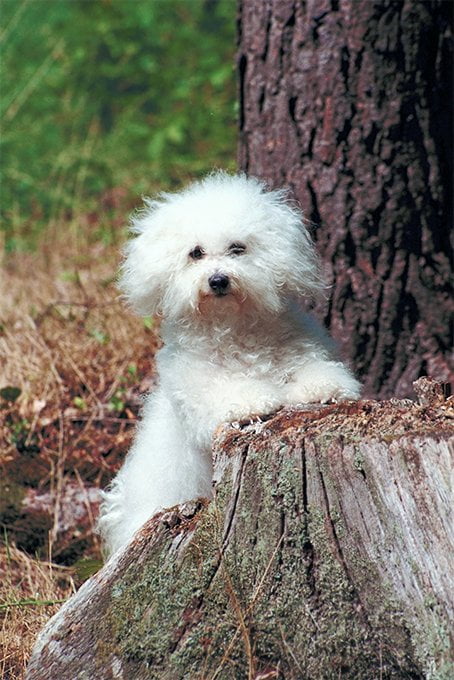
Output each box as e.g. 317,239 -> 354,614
98,172 -> 360,555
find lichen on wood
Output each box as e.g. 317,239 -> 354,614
27,385 -> 454,679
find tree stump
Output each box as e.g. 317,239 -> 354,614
27,381 -> 453,679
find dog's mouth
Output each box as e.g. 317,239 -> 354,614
195,273 -> 248,313
197,285 -> 245,313
199,289 -> 233,302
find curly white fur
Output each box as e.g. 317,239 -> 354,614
98,172 -> 360,555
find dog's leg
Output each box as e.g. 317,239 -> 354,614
99,389 -> 212,554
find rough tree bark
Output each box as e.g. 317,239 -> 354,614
237,0 -> 453,399
27,382 -> 454,679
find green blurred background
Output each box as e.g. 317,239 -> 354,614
0,0 -> 237,251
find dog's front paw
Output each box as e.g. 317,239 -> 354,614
284,365 -> 361,405
213,384 -> 283,425
284,382 -> 329,405
224,401 -> 282,424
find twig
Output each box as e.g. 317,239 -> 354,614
0,598 -> 68,609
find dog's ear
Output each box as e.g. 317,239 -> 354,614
286,212 -> 326,300
118,200 -> 170,316
267,193 -> 326,301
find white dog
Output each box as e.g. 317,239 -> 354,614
98,172 -> 360,555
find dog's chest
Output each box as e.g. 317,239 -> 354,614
206,333 -> 294,380
164,324 -> 299,382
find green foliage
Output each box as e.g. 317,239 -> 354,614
8,418 -> 31,446
73,557 -> 104,582
1,0 -> 237,250
73,396 -> 87,411
108,390 -> 126,414
142,315 -> 154,330
0,386 -> 22,404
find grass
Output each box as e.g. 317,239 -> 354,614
0,541 -> 75,680
0,211 -> 162,677
1,0 -> 236,251
0,3 -> 237,673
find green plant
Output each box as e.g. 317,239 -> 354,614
1,0 -> 236,251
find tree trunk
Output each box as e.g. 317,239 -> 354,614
27,381 -> 454,679
237,0 -> 453,399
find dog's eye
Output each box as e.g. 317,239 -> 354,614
189,246 -> 205,260
228,243 -> 246,256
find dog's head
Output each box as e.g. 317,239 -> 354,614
119,172 -> 324,321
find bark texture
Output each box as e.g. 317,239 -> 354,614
238,0 -> 453,398
27,382 -> 454,679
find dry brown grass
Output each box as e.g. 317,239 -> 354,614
1,239 -> 158,420
0,230 -> 161,677
0,543 -> 75,680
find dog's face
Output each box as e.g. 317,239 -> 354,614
119,173 -> 323,321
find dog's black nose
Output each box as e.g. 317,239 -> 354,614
209,273 -> 230,295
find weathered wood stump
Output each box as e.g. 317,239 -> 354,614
27,380 -> 453,679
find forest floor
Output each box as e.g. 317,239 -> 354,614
0,227 -> 159,678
